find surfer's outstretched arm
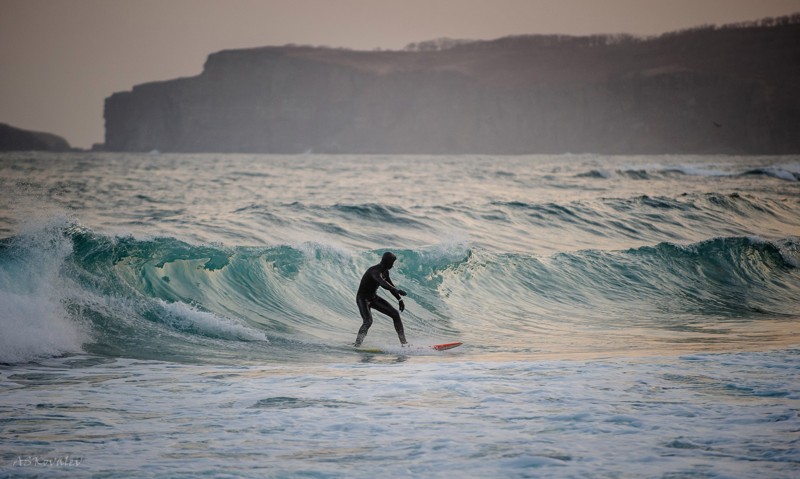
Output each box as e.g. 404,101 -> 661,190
369,268 -> 406,299
384,271 -> 407,300
379,270 -> 406,311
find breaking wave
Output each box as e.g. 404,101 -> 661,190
1,217 -> 797,364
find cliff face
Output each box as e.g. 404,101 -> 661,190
0,123 -> 72,152
104,20 -> 800,154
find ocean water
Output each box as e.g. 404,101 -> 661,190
0,152 -> 798,478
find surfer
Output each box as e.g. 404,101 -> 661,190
354,252 -> 408,347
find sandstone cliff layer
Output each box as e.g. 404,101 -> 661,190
104,19 -> 800,154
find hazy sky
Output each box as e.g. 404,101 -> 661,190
2,0 -> 800,148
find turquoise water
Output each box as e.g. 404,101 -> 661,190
0,153 -> 798,477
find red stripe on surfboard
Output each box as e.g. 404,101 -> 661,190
432,342 -> 463,351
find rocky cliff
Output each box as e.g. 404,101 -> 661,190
104,17 -> 800,154
0,123 -> 72,152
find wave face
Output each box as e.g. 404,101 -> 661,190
0,153 -> 799,363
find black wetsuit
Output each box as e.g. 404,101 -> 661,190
354,252 -> 407,346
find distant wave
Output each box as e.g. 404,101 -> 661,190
741,166 -> 800,182
574,163 -> 800,181
575,169 -> 613,179
489,192 -> 800,247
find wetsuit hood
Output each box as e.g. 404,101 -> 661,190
380,252 -> 397,269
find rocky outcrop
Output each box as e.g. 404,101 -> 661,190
104,17 -> 800,154
0,123 -> 72,152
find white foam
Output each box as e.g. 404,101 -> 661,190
0,290 -> 86,363
759,165 -> 799,181
670,165 -> 731,177
156,299 -> 268,342
0,217 -> 87,363
293,240 -> 353,261
414,239 -> 472,266
776,237 -> 800,268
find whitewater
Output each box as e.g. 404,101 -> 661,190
0,152 -> 798,478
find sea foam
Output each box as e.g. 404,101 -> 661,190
0,218 -> 87,363
155,298 -> 268,342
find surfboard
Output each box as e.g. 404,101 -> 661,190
355,342 -> 463,353
355,347 -> 385,353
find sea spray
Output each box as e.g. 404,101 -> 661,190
153,298 -> 268,341
0,217 -> 87,363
